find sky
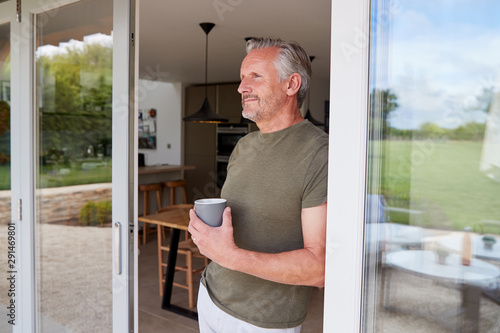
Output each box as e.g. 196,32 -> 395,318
36,33 -> 113,58
376,0 -> 500,129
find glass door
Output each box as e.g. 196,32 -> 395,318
325,0 -> 500,332
9,0 -> 137,331
34,1 -> 114,332
363,0 -> 500,332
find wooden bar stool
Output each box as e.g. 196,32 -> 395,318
161,179 -> 188,205
138,183 -> 162,245
157,204 -> 209,308
161,179 -> 188,240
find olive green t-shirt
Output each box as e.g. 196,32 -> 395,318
202,120 -> 328,329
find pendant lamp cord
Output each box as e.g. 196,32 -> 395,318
205,32 -> 209,98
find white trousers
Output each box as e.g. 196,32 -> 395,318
197,283 -> 302,333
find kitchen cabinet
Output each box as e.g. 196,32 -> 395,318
183,83 -> 247,203
217,83 -> 243,123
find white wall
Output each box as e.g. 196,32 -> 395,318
138,79 -> 182,165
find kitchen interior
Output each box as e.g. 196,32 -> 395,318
136,0 -> 331,332
137,1 -> 331,201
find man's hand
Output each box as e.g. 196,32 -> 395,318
188,202 -> 327,288
188,207 -> 239,267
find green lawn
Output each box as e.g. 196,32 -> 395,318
39,163 -> 112,188
1,140 -> 499,234
0,162 -> 111,190
379,140 -> 500,233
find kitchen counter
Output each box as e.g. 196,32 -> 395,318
138,164 -> 195,175
138,164 -> 196,211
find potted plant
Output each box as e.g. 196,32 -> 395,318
482,235 -> 497,250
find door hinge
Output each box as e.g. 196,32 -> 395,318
131,33 -> 134,47
17,199 -> 22,221
16,0 -> 21,22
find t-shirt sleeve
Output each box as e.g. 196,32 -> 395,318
302,143 -> 328,209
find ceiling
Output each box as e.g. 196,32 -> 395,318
138,0 -> 332,86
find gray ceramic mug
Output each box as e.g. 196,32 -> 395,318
194,198 -> 227,227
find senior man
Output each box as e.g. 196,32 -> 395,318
188,37 -> 328,332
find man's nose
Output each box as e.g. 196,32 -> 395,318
238,79 -> 251,94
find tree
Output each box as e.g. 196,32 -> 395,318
418,122 -> 447,139
369,88 -> 399,139
451,122 -> 486,141
37,41 -> 113,163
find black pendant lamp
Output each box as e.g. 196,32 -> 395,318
183,23 -> 228,123
304,56 -> 324,126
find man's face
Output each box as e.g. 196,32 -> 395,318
238,48 -> 288,123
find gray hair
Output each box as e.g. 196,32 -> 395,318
246,37 -> 312,108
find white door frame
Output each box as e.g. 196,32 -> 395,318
0,6 -> 15,333
8,0 -> 373,330
8,0 -> 138,331
112,0 -> 139,332
10,0 -> 37,329
323,0 -> 371,332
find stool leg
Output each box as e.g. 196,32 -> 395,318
155,189 -> 161,211
180,186 -> 189,240
170,187 -> 175,206
158,227 -> 164,296
159,187 -> 164,208
187,252 -> 194,308
143,192 -> 149,244
181,187 -> 187,205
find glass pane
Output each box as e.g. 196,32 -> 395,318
35,1 -> 113,331
0,21 -> 11,332
364,1 -> 500,332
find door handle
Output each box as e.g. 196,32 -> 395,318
114,222 -> 122,275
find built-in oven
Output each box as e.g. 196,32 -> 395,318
216,124 -> 249,188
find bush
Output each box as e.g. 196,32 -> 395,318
79,200 -> 112,226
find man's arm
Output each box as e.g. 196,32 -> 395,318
187,202 -> 327,287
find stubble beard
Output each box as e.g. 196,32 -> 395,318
241,94 -> 284,123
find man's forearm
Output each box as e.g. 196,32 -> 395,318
221,246 -> 325,287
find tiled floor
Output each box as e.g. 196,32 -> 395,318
138,231 -> 324,332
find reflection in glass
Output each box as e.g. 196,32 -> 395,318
0,21 -> 11,330
35,1 -> 113,331
364,1 -> 500,332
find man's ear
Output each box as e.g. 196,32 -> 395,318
286,73 -> 302,97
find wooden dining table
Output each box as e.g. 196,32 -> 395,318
138,205 -> 198,319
